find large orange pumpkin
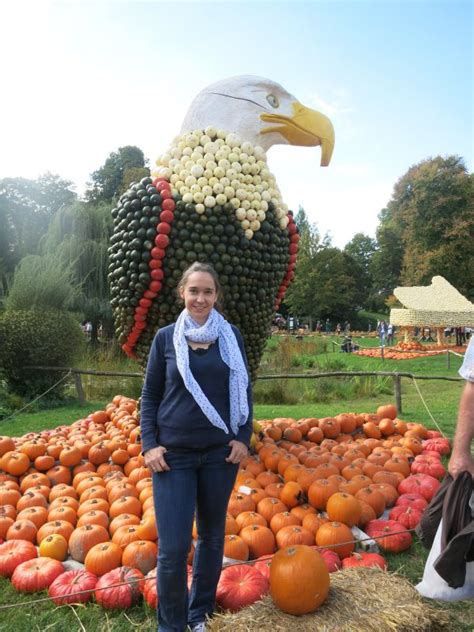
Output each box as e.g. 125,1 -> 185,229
270,545 -> 329,615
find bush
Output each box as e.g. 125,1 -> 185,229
0,310 -> 84,399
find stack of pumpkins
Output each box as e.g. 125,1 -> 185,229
0,399 -> 449,615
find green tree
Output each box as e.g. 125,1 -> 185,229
284,208 -> 321,326
343,233 -> 376,309
0,173 -> 76,296
41,201 -> 114,343
86,146 -> 149,203
374,155 -> 474,301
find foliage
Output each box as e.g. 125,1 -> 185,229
374,155 -> 474,301
41,201 -> 114,341
0,173 -> 76,297
86,146 -> 149,203
343,233 -> 376,309
285,208 -> 358,324
0,310 -> 84,398
5,253 -> 80,311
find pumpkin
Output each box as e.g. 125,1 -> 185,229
0,539 -> 37,577
397,474 -> 441,502
376,404 -> 397,421
355,487 -> 386,517
141,567 -> 158,608
279,481 -> 305,508
37,520 -> 74,544
257,498 -> 287,523
224,534 -> 249,561
85,542 -> 123,576
235,511 -> 267,531
422,437 -> 450,455
11,557 -> 64,592
227,493 -> 256,518
388,505 -> 423,529
239,525 -> 276,559
269,511 -> 300,535
48,568 -> 98,605
290,503 -> 316,521
275,525 -> 314,549
315,521 -> 355,559
342,551 -> 387,570
317,547 -> 342,572
307,479 -> 338,510
411,458 -> 446,480
6,519 -> 37,543
395,493 -> 428,511
253,553 -> 273,580
216,564 -> 269,611
69,525 -> 110,563
94,566 -> 144,609
270,545 -> 330,615
122,540 -> 157,575
326,493 -> 362,527
39,534 -> 69,561
365,519 -> 412,552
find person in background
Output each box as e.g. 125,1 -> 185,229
387,323 -> 394,345
335,323 -> 342,335
140,262 -> 253,632
325,318 -> 330,334
448,335 -> 474,478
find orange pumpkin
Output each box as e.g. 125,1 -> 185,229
326,493 -> 362,527
270,545 -> 329,614
315,521 -> 355,559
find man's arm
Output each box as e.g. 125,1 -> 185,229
448,381 -> 474,478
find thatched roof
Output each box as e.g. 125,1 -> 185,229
390,276 -> 474,327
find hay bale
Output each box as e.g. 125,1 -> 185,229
208,567 -> 449,632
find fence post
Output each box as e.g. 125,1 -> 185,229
393,374 -> 402,414
381,345 -> 385,362
73,371 -> 87,406
446,350 -> 451,369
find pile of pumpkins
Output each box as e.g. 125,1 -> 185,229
0,397 -> 450,614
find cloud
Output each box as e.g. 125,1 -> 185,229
309,91 -> 353,117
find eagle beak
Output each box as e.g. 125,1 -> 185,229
260,101 -> 335,166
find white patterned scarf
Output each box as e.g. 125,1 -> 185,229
173,308 -> 249,435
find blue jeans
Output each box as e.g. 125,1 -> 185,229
152,445 -> 239,632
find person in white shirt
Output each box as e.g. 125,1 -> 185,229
448,337 -> 474,478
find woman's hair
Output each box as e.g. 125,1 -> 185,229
177,262 -> 224,310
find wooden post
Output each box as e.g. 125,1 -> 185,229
447,349 -> 451,369
73,371 -> 86,406
381,344 -> 385,362
393,374 -> 402,414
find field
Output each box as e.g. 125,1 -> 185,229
0,335 -> 471,631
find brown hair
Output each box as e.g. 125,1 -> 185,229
177,262 -> 224,310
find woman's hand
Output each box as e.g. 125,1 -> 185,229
226,440 -> 248,464
144,446 -> 170,473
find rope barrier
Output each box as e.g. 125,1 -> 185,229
0,527 -> 417,611
0,370 -> 72,424
410,376 -> 447,438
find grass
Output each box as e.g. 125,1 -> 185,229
0,336 -> 470,630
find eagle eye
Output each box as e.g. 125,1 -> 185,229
266,94 -> 279,109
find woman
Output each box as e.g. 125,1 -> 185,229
140,262 -> 253,632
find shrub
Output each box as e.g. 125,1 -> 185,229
0,310 -> 84,398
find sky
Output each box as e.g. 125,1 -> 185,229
1,0 -> 472,247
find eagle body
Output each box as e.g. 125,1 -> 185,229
108,76 -> 334,377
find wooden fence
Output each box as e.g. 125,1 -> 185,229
25,365 -> 464,414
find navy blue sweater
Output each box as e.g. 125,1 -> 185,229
140,323 -> 253,452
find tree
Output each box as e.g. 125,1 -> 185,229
41,201 -> 114,343
86,146 -> 149,203
284,208 -> 321,325
343,233 -> 376,309
0,173 -> 76,296
375,155 -> 474,301
285,208 -> 358,326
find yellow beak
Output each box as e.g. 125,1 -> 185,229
260,101 -> 335,166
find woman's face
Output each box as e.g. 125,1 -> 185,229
180,271 -> 218,324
